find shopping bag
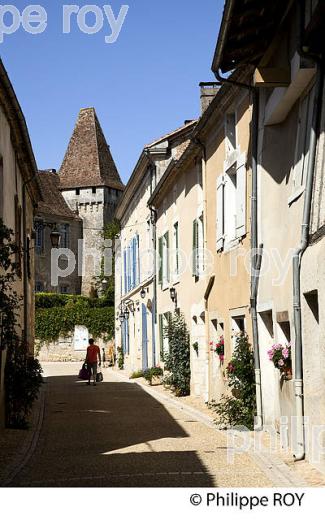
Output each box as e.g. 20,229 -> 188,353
79,363 -> 90,380
96,371 -> 104,383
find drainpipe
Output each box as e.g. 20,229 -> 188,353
22,171 -> 38,345
292,0 -> 324,461
212,68 -> 264,429
194,137 -> 210,402
145,148 -> 158,366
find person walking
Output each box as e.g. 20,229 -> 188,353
86,339 -> 101,386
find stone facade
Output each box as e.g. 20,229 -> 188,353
0,58 -> 40,425
59,108 -> 124,295
37,333 -> 115,363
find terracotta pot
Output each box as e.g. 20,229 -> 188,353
280,365 -> 292,380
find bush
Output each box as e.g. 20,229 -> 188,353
117,347 -> 124,370
130,370 -> 145,379
5,341 -> 43,429
143,367 -> 163,385
208,333 -> 256,430
163,312 -> 191,396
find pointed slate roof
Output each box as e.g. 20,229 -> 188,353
59,108 -> 124,191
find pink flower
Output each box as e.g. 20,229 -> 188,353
282,348 -> 289,359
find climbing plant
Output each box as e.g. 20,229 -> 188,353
163,312 -> 191,396
0,219 -> 43,429
35,294 -> 114,343
208,333 -> 256,430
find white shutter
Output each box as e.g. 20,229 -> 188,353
236,158 -> 247,239
216,175 -> 225,250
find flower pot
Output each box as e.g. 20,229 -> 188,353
280,366 -> 292,381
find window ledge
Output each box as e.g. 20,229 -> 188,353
288,186 -> 305,206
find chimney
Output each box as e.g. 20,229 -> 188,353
199,82 -> 220,113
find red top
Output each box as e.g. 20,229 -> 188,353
87,345 -> 100,363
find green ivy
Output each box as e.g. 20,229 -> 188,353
163,312 -> 191,396
35,296 -> 114,343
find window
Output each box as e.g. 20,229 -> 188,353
92,187 -> 96,194
231,315 -> 246,351
35,282 -> 43,293
173,222 -> 179,279
150,166 -> 157,195
292,87 -> 314,193
123,234 -> 140,294
192,213 -> 204,277
159,312 -> 171,359
60,224 -> 70,249
216,155 -> 246,250
158,232 -> 170,287
225,112 -> 237,157
35,221 -> 44,254
76,189 -> 80,196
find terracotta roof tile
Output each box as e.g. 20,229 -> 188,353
36,171 -> 81,220
59,108 -> 124,191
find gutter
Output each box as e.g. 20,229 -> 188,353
292,0 -> 324,461
211,11 -> 263,430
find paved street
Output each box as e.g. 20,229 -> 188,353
11,363 -> 275,487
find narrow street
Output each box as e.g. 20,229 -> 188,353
11,363 -> 275,488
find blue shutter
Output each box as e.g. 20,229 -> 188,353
123,250 -> 127,295
137,234 -> 140,285
132,237 -> 136,289
126,317 -> 130,355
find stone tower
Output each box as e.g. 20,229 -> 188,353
59,108 -> 124,295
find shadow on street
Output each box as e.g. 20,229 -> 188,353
10,373 -> 214,487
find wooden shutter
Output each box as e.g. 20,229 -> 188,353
123,250 -> 127,295
192,219 -> 198,276
236,159 -> 247,238
136,234 -> 140,285
165,231 -> 170,283
158,237 -> 163,285
159,314 -> 164,359
216,175 -> 225,250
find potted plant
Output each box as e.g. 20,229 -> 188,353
267,343 -> 292,380
192,341 -> 199,355
210,336 -> 225,364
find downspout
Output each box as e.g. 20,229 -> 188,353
22,171 -> 38,345
213,66 -> 263,428
292,0 -> 324,461
145,148 -> 158,366
194,137 -> 210,402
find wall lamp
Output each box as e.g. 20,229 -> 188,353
170,287 -> 177,306
140,287 -> 147,299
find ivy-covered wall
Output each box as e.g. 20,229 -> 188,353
35,293 -> 114,343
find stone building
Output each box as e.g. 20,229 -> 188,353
115,121 -> 196,373
35,107 -> 124,296
213,0 -> 325,466
0,58 -> 41,425
35,169 -> 82,294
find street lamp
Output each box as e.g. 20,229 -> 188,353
124,308 -> 130,321
102,279 -> 108,292
170,287 -> 177,303
50,227 -> 61,248
119,312 -> 125,324
140,287 -> 146,299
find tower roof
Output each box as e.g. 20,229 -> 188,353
59,108 -> 124,191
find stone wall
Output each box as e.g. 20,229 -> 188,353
37,335 -> 115,363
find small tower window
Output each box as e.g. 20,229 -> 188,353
92,187 -> 96,194
76,189 -> 80,196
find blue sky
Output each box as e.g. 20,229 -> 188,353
0,1 -> 223,183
